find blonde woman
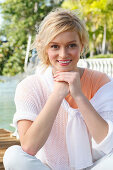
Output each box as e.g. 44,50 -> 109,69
3,8 -> 113,170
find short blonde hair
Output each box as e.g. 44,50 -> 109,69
32,8 -> 89,66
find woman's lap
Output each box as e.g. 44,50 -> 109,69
3,145 -> 113,170
3,145 -> 50,170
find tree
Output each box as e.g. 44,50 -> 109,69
62,0 -> 113,56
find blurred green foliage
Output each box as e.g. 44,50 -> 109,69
91,54 -> 113,59
62,0 -> 113,56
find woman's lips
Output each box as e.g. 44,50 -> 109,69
57,60 -> 72,66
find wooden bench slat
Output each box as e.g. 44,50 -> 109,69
0,128 -> 20,170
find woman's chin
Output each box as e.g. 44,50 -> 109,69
57,67 -> 73,72
52,66 -> 75,73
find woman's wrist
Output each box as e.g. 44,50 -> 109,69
73,92 -> 85,104
51,91 -> 64,102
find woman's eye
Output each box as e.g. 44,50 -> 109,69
51,45 -> 59,49
68,44 -> 76,48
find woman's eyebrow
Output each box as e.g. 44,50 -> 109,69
49,42 -> 58,44
49,40 -> 77,44
67,40 -> 77,43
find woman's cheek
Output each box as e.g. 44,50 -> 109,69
48,51 -> 58,60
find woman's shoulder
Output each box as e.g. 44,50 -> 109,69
18,74 -> 40,85
16,74 -> 43,93
81,68 -> 111,99
83,68 -> 110,81
16,66 -> 52,92
89,68 -> 110,95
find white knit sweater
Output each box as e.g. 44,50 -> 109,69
13,66 -> 113,170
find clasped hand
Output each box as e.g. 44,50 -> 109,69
53,71 -> 82,99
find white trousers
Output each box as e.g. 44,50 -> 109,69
3,145 -> 50,170
3,145 -> 113,170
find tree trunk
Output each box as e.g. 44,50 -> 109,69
102,23 -> 106,54
24,34 -> 32,72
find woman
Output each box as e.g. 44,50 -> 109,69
3,8 -> 113,170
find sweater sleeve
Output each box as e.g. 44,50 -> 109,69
92,111 -> 113,154
13,75 -> 43,128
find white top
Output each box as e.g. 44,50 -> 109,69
13,66 -> 113,170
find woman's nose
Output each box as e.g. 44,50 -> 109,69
59,47 -> 68,58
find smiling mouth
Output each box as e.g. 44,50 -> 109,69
57,60 -> 72,64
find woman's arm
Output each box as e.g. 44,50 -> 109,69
73,93 -> 108,144
18,81 -> 69,156
54,71 -> 108,144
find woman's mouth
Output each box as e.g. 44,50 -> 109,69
57,60 -> 72,66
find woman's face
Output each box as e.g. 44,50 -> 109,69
46,31 -> 83,74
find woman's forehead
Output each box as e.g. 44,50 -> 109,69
49,31 -> 81,44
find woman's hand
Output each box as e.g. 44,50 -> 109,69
54,71 -> 83,100
53,79 -> 69,99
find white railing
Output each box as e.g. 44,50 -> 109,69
78,58 -> 113,77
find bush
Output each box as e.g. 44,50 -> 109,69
2,49 -> 26,76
